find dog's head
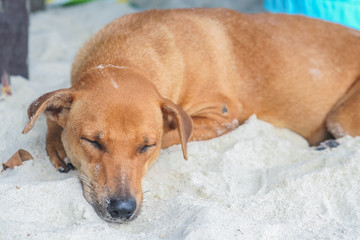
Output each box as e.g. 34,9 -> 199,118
23,67 -> 192,223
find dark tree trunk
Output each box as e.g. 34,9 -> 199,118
0,0 -> 29,88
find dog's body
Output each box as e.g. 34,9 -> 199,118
24,8 -> 360,223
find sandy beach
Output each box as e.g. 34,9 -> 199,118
1,1 -> 360,239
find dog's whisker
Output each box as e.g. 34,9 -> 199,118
82,184 -> 96,193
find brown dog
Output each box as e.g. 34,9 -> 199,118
23,8 -> 360,223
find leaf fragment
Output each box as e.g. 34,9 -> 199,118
2,149 -> 33,171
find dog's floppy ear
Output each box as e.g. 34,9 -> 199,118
161,98 -> 193,160
22,88 -> 73,134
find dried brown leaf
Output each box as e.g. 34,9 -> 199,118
2,149 -> 33,171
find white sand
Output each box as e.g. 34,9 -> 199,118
1,2 -> 360,239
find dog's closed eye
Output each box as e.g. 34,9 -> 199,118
81,137 -> 103,151
139,144 -> 156,153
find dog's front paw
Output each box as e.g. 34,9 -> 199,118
46,141 -> 74,173
58,158 -> 75,173
315,139 -> 340,151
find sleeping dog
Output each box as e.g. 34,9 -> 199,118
23,8 -> 360,223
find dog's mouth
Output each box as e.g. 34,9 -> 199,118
79,175 -> 142,223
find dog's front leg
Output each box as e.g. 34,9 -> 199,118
162,117 -> 240,149
45,119 -> 73,173
190,117 -> 240,141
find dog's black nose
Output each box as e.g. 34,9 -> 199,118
107,198 -> 136,220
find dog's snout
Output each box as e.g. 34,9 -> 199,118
107,198 -> 137,220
